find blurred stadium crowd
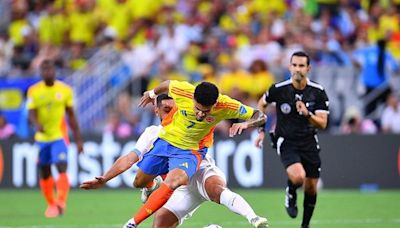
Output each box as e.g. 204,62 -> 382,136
0,0 -> 400,139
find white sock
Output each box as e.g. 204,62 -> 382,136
219,189 -> 258,223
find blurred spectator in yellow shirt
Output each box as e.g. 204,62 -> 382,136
248,59 -> 275,100
147,61 -> 187,91
218,58 -> 252,102
68,1 -> 98,46
38,4 -> 68,46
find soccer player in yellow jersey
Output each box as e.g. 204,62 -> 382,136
27,60 -> 83,218
124,80 -> 266,227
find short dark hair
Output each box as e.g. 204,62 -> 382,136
194,82 -> 219,106
156,93 -> 172,107
41,59 -> 55,67
290,51 -> 310,66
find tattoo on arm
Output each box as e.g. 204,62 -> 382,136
246,110 -> 266,127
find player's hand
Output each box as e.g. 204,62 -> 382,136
80,176 -> 107,190
76,141 -> 84,154
229,122 -> 249,137
255,131 -> 265,148
36,124 -> 45,133
295,100 -> 309,116
138,91 -> 154,108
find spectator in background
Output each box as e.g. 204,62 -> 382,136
341,106 -> 377,134
248,59 -> 275,100
0,114 -> 15,139
104,110 -> 132,139
380,92 -> 400,133
352,39 -> 399,115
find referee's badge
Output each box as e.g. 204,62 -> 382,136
280,103 -> 291,114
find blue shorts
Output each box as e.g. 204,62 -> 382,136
137,138 -> 207,178
37,139 -> 68,166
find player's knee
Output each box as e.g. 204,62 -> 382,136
164,172 -> 188,190
207,185 -> 224,204
133,177 -> 146,188
153,210 -> 178,228
304,183 -> 318,195
39,166 -> 52,179
291,173 -> 305,185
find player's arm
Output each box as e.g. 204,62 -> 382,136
296,104 -> 328,129
80,152 -> 139,190
295,90 -> 329,129
257,94 -> 269,114
65,107 -> 84,153
28,109 -> 44,132
139,80 -> 171,107
229,109 -> 266,137
80,127 -> 156,190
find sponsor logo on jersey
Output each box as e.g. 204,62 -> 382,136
239,105 -> 247,115
179,162 -> 189,169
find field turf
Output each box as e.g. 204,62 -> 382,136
1,189 -> 399,227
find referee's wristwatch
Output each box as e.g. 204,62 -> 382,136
306,111 -> 313,119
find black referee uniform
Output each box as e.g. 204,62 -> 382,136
264,78 -> 329,178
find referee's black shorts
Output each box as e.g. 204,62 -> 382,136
276,136 -> 321,178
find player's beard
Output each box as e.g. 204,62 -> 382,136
293,72 -> 304,82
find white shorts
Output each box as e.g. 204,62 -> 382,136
163,164 -> 226,225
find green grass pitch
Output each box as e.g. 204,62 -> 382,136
1,189 -> 399,227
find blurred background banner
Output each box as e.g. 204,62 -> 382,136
1,132 -> 399,189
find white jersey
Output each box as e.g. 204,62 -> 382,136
164,151 -> 226,225
135,125 -> 226,225
132,125 -> 162,158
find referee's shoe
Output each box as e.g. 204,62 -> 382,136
285,187 -> 298,218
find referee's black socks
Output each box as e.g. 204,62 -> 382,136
287,179 -> 301,195
302,192 -> 317,226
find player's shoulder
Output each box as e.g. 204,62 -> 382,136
215,94 -> 240,110
55,80 -> 73,91
143,125 -> 162,135
307,79 -> 325,91
27,81 -> 44,95
273,78 -> 292,89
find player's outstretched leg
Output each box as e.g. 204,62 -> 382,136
141,176 -> 163,203
219,189 -> 268,228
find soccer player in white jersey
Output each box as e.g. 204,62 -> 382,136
80,94 -> 174,190
80,94 -> 268,228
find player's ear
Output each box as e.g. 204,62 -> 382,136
154,107 -> 159,116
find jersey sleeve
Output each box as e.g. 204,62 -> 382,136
219,95 -> 254,120
264,84 -> 278,104
131,126 -> 160,156
26,87 -> 36,110
168,80 -> 195,100
65,86 -> 74,107
315,89 -> 329,114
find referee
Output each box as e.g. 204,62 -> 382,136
256,51 -> 329,228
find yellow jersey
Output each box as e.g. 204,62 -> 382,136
27,81 -> 74,142
159,80 -> 254,150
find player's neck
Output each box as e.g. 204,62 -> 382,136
44,80 -> 55,86
292,79 -> 307,90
